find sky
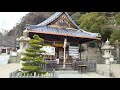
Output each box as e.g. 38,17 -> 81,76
0,12 -> 29,32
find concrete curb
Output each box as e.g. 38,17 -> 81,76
96,70 -> 114,77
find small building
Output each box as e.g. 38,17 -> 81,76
25,12 -> 101,64
0,45 -> 12,55
0,44 -> 17,55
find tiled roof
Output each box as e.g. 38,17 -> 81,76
36,12 -> 80,29
37,12 -> 63,26
28,26 -> 99,39
25,12 -> 100,38
26,12 -> 80,29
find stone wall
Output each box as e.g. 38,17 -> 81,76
0,55 -> 9,64
81,44 -> 102,63
8,55 -> 20,63
97,64 -> 120,77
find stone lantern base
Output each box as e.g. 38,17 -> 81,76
105,59 -> 110,64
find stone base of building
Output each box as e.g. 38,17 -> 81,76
8,56 -> 20,63
97,70 -> 114,77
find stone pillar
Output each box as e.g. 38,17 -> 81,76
16,29 -> 31,71
115,40 -> 120,62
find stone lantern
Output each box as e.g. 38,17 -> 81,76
16,29 -> 31,70
101,39 -> 114,64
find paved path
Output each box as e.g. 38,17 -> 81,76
0,63 -> 20,78
0,64 -> 111,78
55,70 -> 110,78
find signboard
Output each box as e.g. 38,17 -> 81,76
11,52 -> 17,56
69,46 -> 79,58
41,46 -> 55,55
110,57 -> 114,62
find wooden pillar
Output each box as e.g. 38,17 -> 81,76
79,44 -> 81,60
86,42 -> 88,61
63,38 -> 67,68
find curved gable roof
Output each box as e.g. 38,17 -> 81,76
37,12 -> 81,30
37,12 -> 63,26
25,12 -> 100,38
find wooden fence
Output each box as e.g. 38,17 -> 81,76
72,60 -> 97,72
9,60 -> 58,78
31,60 -> 57,71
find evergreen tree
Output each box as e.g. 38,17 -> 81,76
110,30 -> 120,44
21,34 -> 47,75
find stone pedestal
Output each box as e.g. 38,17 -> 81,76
105,59 -> 110,64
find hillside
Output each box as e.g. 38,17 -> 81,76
1,12 -> 81,47
2,12 -> 53,47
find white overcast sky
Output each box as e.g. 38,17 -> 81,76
0,12 -> 29,32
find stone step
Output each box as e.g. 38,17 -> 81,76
57,65 -> 72,68
57,64 -> 72,67
57,67 -> 73,70
57,64 -> 73,70
56,70 -> 79,74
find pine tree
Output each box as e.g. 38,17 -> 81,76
21,34 -> 47,75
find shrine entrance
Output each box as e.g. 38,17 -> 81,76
43,40 -> 74,64
25,12 -> 100,69
55,46 -> 71,64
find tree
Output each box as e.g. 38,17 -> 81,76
110,30 -> 120,44
77,12 -> 117,42
100,26 -> 114,42
78,12 -> 107,33
21,34 -> 47,75
71,12 -> 82,25
115,12 -> 120,25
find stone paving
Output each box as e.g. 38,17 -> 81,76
0,63 -> 111,78
55,70 -> 111,78
0,63 -> 20,78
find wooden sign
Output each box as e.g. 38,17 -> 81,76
41,46 -> 55,55
69,46 -> 79,58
